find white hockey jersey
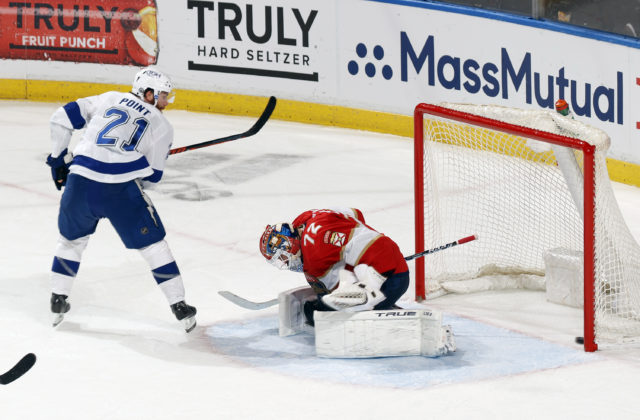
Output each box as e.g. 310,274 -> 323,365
50,91 -> 173,184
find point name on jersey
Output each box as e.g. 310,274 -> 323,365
119,98 -> 151,116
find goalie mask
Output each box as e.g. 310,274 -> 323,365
260,223 -> 303,272
131,67 -> 175,106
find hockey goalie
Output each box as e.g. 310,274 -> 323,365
259,207 -> 455,358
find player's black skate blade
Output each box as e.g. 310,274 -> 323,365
171,301 -> 197,332
51,293 -> 70,327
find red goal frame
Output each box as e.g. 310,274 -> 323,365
413,103 -> 597,352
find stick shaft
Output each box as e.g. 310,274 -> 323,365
405,235 -> 477,261
218,291 -> 278,310
169,96 -> 277,155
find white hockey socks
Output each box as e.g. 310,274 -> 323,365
322,266 -> 386,312
50,235 -> 89,296
139,240 -> 185,305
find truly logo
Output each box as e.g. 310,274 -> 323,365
187,1 -> 319,81
2,0 -> 158,66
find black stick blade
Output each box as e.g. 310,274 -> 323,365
0,353 -> 36,385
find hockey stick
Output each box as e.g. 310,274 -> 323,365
0,353 -> 36,385
404,234 -> 477,261
169,96 -> 277,155
219,235 -> 477,310
218,291 -> 278,310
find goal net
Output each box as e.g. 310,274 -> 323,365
413,102 -> 640,351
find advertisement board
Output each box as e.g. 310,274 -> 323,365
155,0 -> 333,101
1,0 -> 639,167
0,0 -> 158,66
333,1 -> 638,163
152,0 -> 640,164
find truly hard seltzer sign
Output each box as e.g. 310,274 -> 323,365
186,1 -> 319,82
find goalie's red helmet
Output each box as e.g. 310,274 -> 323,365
260,223 -> 302,272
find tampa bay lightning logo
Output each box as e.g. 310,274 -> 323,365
347,43 -> 393,80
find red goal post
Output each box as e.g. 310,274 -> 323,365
413,102 -> 640,352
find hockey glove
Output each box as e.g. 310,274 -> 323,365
321,268 -> 386,312
46,149 -> 72,190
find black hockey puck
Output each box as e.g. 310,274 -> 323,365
575,336 -> 584,344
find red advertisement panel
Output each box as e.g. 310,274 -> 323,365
0,0 -> 158,65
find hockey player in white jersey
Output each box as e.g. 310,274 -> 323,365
45,67 -> 197,332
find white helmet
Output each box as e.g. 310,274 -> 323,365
131,67 -> 174,104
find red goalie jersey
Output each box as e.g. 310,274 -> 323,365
291,208 -> 408,295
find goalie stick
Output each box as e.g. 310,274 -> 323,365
218,291 -> 278,310
404,234 -> 477,261
0,353 -> 36,385
219,234 -> 477,310
169,96 -> 277,155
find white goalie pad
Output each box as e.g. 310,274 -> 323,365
278,286 -> 317,337
544,248 -> 584,308
314,309 -> 456,358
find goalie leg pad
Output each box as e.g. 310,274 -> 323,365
278,286 -> 317,337
314,309 -> 456,358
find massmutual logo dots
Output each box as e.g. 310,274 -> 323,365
348,43 -> 393,80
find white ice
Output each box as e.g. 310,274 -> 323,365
1,100 -> 640,419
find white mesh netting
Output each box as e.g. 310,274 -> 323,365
418,103 -> 640,345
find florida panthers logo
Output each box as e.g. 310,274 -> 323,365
323,231 -> 346,247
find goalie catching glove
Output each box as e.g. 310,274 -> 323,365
321,265 -> 386,312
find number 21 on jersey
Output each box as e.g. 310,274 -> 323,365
96,107 -> 149,152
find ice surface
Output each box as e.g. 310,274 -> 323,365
1,100 -> 639,419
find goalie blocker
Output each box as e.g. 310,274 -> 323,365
278,287 -> 456,358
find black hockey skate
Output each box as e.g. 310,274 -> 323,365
51,293 -> 70,327
171,301 -> 197,333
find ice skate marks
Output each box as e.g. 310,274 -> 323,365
206,314 -> 597,389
